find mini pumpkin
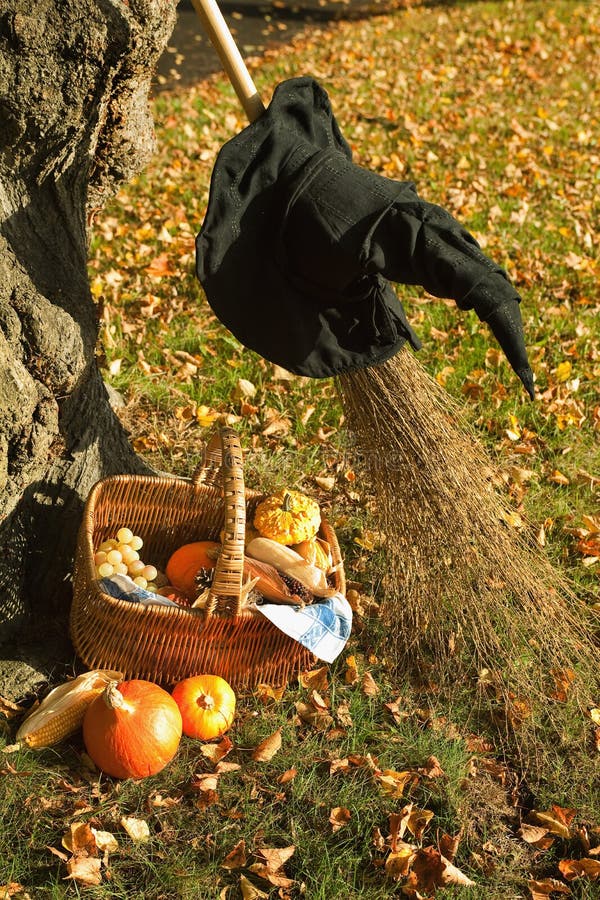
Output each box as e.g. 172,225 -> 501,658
165,540 -> 220,599
171,674 -> 236,741
253,490 -> 321,545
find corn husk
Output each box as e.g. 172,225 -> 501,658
16,669 -> 122,749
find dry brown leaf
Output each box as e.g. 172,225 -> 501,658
277,767 -> 297,784
329,806 -> 351,832
239,874 -> 269,899
254,683 -> 286,703
528,805 -> 577,839
376,769 -> 415,799
255,846 -> 295,871
251,728 -> 282,762
200,735 -> 233,765
409,846 -> 475,890
0,883 -> 32,899
62,822 -> 97,856
294,701 -> 333,731
438,831 -> 462,862
221,839 -> 247,870
249,845 -> 296,888
64,856 -> 102,886
299,667 -> 329,692
0,697 -> 27,719
336,700 -> 353,728
120,816 -> 150,843
344,655 -> 359,685
91,829 -> 118,854
247,864 -> 294,889
406,808 -> 435,841
527,878 -> 571,898
519,823 -> 554,849
215,760 -> 241,774
384,697 -> 410,725
559,858 -> 600,881
384,842 -> 417,880
419,756 -> 445,778
389,806 -> 412,849
362,671 -> 380,697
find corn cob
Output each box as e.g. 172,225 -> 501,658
16,669 -> 122,749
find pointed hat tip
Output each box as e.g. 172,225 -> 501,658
517,366 -> 535,401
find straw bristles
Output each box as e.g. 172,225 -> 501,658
338,345 -> 598,751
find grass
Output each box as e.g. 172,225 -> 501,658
2,0 -> 599,897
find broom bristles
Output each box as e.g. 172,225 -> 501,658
338,346 -> 598,753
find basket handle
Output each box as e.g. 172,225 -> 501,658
193,428 -> 247,617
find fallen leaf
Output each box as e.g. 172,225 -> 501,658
201,735 -> 234,765
385,842 -> 417,880
90,829 -> 118,854
409,846 -> 475,891
120,816 -> 150,843
222,839 -> 247,870
419,756 -> 445,778
255,846 -> 295,871
299,667 -> 329,692
64,856 -> 102,886
519,823 -> 554,849
406,808 -> 435,841
294,701 -> 333,731
62,823 -> 97,855
375,769 -> 415,798
438,831 -> 462,862
0,884 -> 32,899
254,683 -> 286,703
528,805 -> 577,839
336,700 -> 353,728
239,874 -> 269,899
559,858 -> 600,881
329,806 -> 351,832
389,805 -> 412,848
362,672 -> 379,696
277,767 -> 297,784
527,877 -> 571,898
251,728 -> 282,762
215,760 -> 242,774
344,655 -> 360,685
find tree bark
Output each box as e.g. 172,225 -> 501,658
0,0 -> 176,693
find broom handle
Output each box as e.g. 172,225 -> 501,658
190,0 -> 266,123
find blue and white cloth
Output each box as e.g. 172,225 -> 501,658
99,574 -> 183,608
255,593 -> 352,663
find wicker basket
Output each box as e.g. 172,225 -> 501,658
70,428 -> 345,688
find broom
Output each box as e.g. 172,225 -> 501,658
190,0 -> 599,754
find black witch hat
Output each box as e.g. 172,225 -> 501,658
196,77 -> 535,398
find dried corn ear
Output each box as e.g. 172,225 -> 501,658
16,669 -> 122,749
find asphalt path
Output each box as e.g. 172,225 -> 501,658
154,0 -> 407,91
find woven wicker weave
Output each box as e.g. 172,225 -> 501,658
70,428 -> 345,687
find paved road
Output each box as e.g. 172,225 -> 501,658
154,0 -> 406,91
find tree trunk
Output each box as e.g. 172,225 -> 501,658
0,0 -> 176,695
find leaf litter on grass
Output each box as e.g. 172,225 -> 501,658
5,1 -> 597,897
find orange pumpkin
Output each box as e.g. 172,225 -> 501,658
165,541 -> 220,599
82,680 -> 182,779
157,585 -> 190,606
171,674 -> 236,741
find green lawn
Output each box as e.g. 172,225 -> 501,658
2,1 -> 599,897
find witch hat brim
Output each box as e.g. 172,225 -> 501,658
196,76 -> 534,395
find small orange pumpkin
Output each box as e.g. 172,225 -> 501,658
157,585 -> 190,606
165,540 -> 220,599
83,680 -> 182,779
171,674 -> 236,741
